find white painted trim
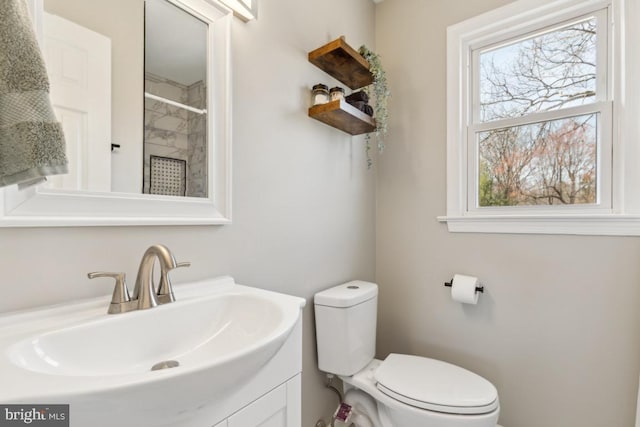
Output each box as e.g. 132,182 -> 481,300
0,189 -> 231,227
286,374 -> 302,426
438,214 -> 640,236
25,0 -> 43,43
218,0 -> 257,21
443,0 -> 640,236
2,0 -> 233,227
636,375 -> 640,427
471,103 -> 609,133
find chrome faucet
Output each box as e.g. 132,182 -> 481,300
88,244 -> 190,314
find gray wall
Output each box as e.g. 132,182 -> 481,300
1,0 -> 376,425
9,2 -> 639,426
375,1 -> 640,426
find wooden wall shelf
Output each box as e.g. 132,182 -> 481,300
309,100 -> 376,136
308,38 -> 374,90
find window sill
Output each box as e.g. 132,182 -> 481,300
437,214 -> 640,236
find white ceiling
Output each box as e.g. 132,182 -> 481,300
144,0 -> 207,86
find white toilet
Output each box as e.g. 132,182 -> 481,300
314,281 -> 502,427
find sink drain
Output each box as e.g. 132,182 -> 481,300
151,360 -> 180,371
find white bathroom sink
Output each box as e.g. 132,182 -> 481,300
0,276 -> 305,427
9,291 -> 287,377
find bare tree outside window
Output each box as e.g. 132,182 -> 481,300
477,17 -> 598,207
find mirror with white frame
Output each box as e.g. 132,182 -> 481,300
0,0 -> 232,226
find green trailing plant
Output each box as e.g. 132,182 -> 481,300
359,45 -> 390,168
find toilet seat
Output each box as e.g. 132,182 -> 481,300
375,354 -> 499,415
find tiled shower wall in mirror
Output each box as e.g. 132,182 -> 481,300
143,73 -> 207,198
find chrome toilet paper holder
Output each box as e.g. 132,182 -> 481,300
444,279 -> 484,294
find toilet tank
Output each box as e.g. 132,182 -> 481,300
314,281 -> 378,376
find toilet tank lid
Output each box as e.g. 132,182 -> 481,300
314,281 -> 378,308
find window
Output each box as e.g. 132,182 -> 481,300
474,14 -> 609,209
442,0 -> 640,235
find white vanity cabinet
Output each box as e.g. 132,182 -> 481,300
213,374 -> 301,427
202,317 -> 303,427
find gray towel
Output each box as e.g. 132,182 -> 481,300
0,0 -> 67,188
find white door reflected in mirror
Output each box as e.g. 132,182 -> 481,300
44,12 -> 111,192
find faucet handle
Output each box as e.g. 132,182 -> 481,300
156,261 -> 191,304
88,271 -> 132,311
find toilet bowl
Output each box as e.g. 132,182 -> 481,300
314,281 -> 502,427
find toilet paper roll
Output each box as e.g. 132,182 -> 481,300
451,274 -> 480,305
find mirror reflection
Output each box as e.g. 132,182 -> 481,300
42,0 -> 210,198
144,0 -> 208,197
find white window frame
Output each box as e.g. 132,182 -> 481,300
440,0 -> 640,236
